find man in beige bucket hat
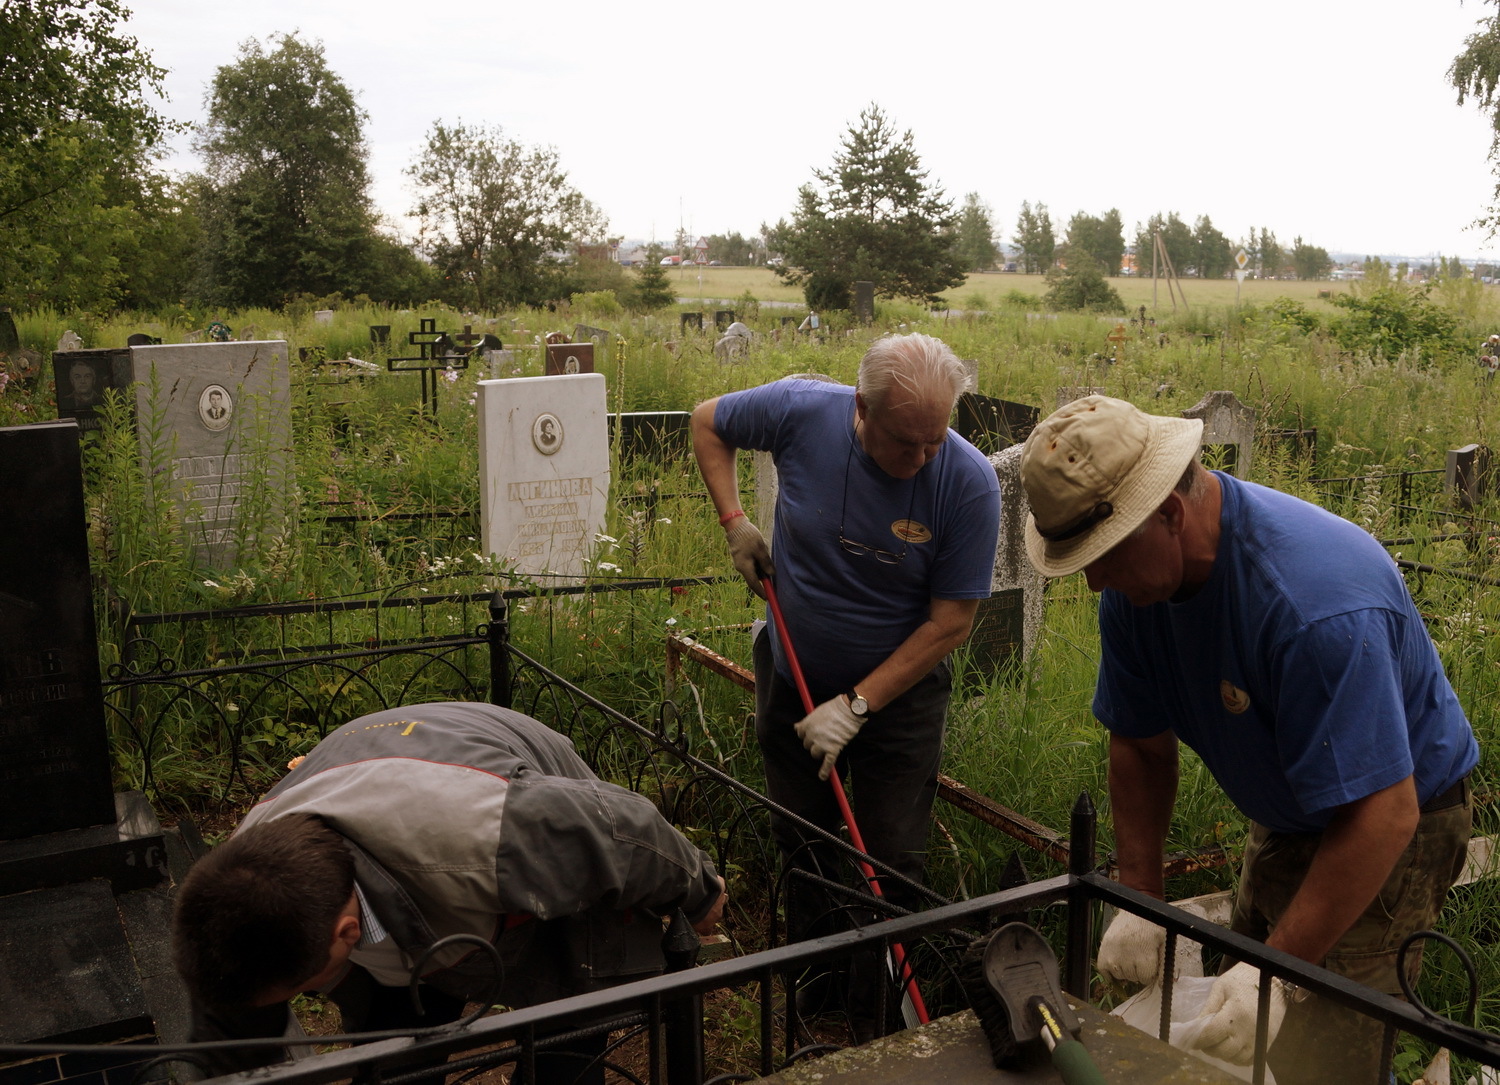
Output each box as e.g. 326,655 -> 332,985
1020,395 -> 1476,1085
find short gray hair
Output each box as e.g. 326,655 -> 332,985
856,333 -> 969,413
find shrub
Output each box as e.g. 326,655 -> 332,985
1327,284 -> 1460,362
1042,260 -> 1124,313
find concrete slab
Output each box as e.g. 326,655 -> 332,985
754,1002 -> 1242,1084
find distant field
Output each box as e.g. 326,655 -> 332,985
655,264 -> 1355,312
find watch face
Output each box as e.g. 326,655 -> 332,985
849,695 -> 869,715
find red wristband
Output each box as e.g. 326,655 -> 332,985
719,510 -> 746,526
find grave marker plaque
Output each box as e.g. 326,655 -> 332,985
853,280 -> 875,324
545,341 -> 595,375
962,588 -> 1025,676
714,310 -> 735,330
680,312 -> 704,332
478,374 -> 610,585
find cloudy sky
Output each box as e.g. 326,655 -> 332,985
125,0 -> 1500,261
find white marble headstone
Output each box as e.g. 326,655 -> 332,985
130,341 -> 293,568
477,374 -> 610,586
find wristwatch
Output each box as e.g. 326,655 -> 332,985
846,690 -> 869,717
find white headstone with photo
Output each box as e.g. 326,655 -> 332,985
477,373 -> 610,586
130,341 -> 293,568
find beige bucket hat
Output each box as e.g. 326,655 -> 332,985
1020,395 -> 1203,576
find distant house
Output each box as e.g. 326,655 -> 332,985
617,245 -> 649,267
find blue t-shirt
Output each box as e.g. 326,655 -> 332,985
1094,472 -> 1476,834
715,379 -> 1001,696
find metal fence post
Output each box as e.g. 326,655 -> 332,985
488,591 -> 511,708
662,910 -> 705,1085
1065,791 -> 1097,998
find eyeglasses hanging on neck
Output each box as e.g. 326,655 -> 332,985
837,434 -> 917,564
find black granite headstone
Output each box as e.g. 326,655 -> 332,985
954,393 -> 1039,455
961,588 -> 1025,678
125,333 -> 161,347
680,312 -> 704,332
369,324 -> 391,346
609,411 -> 693,461
853,280 -> 875,324
0,422 -> 115,840
0,308 -> 19,356
52,348 -> 133,433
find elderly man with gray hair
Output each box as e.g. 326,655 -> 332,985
692,333 -> 1000,1037
1018,394 -> 1476,1085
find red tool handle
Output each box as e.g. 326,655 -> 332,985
762,577 -> 930,1024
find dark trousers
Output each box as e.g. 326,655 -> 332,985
753,625 -> 950,941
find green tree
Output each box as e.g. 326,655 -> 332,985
1063,208 -> 1124,275
1252,227 -> 1284,279
704,231 -> 766,265
193,33 -> 383,308
1133,213 -> 1194,278
1013,201 -> 1056,274
629,245 -> 675,311
1450,5 -> 1500,231
1,0 -> 181,308
1193,215 -> 1233,279
407,120 -> 607,310
1042,257 -> 1124,312
769,104 -> 966,306
952,193 -> 998,272
1290,236 -> 1332,280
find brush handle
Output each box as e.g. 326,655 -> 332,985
1049,1037 -> 1107,1085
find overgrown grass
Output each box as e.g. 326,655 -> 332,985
5,288 -> 1499,1065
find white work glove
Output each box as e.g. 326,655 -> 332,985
723,513 -> 773,597
1097,908 -> 1167,987
1189,961 -> 1288,1065
794,695 -> 865,781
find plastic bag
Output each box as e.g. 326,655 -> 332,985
1112,975 -> 1278,1085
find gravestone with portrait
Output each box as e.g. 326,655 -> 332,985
0,420 -> 180,1055
477,373 -> 610,586
545,341 -> 595,375
52,348 -> 134,434
130,340 -> 293,567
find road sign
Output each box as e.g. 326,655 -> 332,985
1235,248 -> 1249,270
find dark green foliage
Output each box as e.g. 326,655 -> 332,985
953,193 -> 999,272
1013,201 -> 1055,274
628,246 -> 675,311
1450,3 -> 1500,231
1193,215 -> 1233,279
193,33 -> 386,308
703,231 -> 766,266
407,120 -> 608,310
1266,297 -> 1321,334
768,104 -> 966,306
1062,209 -> 1123,276
0,0 -> 183,309
1290,236 -> 1333,281
1328,284 -> 1461,360
1042,259 -> 1124,312
1133,212 -> 1194,277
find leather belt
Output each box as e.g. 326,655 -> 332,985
1420,775 -> 1469,814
